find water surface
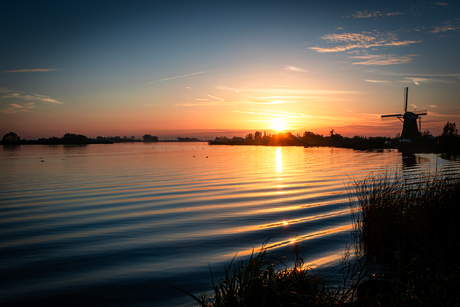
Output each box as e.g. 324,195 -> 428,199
1,143 -> 458,306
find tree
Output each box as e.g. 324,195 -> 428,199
254,131 -> 262,142
62,133 -> 89,144
442,122 -> 458,138
142,134 -> 158,142
2,132 -> 21,143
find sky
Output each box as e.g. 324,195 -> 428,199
1,0 -> 460,140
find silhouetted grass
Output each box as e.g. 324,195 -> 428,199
175,240 -> 348,306
350,169 -> 460,305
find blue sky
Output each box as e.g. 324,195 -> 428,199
1,0 -> 459,139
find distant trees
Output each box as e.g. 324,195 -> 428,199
442,122 -> 458,138
142,134 -> 158,142
254,131 -> 262,142
2,132 -> 21,143
62,133 -> 89,144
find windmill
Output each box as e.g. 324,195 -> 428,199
381,87 -> 427,140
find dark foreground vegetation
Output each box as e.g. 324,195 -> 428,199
179,170 -> 460,306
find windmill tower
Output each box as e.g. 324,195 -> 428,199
381,87 -> 427,140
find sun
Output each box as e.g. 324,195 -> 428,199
272,118 -> 286,131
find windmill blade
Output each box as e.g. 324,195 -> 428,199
414,110 -> 427,116
381,114 -> 402,118
404,87 -> 408,113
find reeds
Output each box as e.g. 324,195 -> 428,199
176,240 -> 345,307
350,169 -> 460,305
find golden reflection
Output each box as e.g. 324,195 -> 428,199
276,147 -> 282,173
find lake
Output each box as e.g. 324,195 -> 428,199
1,143 -> 458,306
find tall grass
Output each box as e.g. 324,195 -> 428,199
350,169 -> 460,305
176,240 -> 348,306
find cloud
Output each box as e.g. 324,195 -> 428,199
347,10 -> 405,19
365,79 -> 391,83
207,95 -> 225,101
430,19 -> 460,33
151,70 -> 212,83
350,54 -> 418,65
176,100 -> 296,107
2,68 -> 59,73
215,85 -> 358,95
309,31 -> 421,53
284,65 -> 307,72
233,110 -> 307,118
0,102 -> 37,114
402,77 -> 433,85
0,88 -> 64,113
435,2 -> 449,6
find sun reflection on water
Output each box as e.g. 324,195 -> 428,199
276,147 -> 282,173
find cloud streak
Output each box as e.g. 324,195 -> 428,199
430,19 -> 460,33
207,95 -> 225,101
233,109 -> 308,118
350,54 -> 418,65
309,31 -> 421,53
216,85 -> 358,95
151,70 -> 212,83
347,10 -> 405,19
2,68 -> 59,73
284,65 -> 307,72
0,87 -> 64,113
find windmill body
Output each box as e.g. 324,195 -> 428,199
381,88 -> 427,140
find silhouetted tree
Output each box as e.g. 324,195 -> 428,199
62,133 -> 89,144
2,132 -> 21,143
442,122 -> 458,138
245,133 -> 253,141
254,131 -> 262,142
143,134 -> 158,142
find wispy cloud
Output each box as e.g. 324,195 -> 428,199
309,31 -> 420,53
0,88 -> 64,113
233,109 -> 308,118
430,19 -> 460,33
207,95 -> 225,101
176,100 -> 295,107
2,68 -> 59,73
402,77 -> 433,85
435,2 -> 449,6
216,85 -> 358,95
350,54 -> 418,65
150,70 -> 212,83
347,10 -> 405,19
0,102 -> 37,114
365,79 -> 392,83
284,65 -> 307,72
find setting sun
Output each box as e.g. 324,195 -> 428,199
272,118 -> 286,131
